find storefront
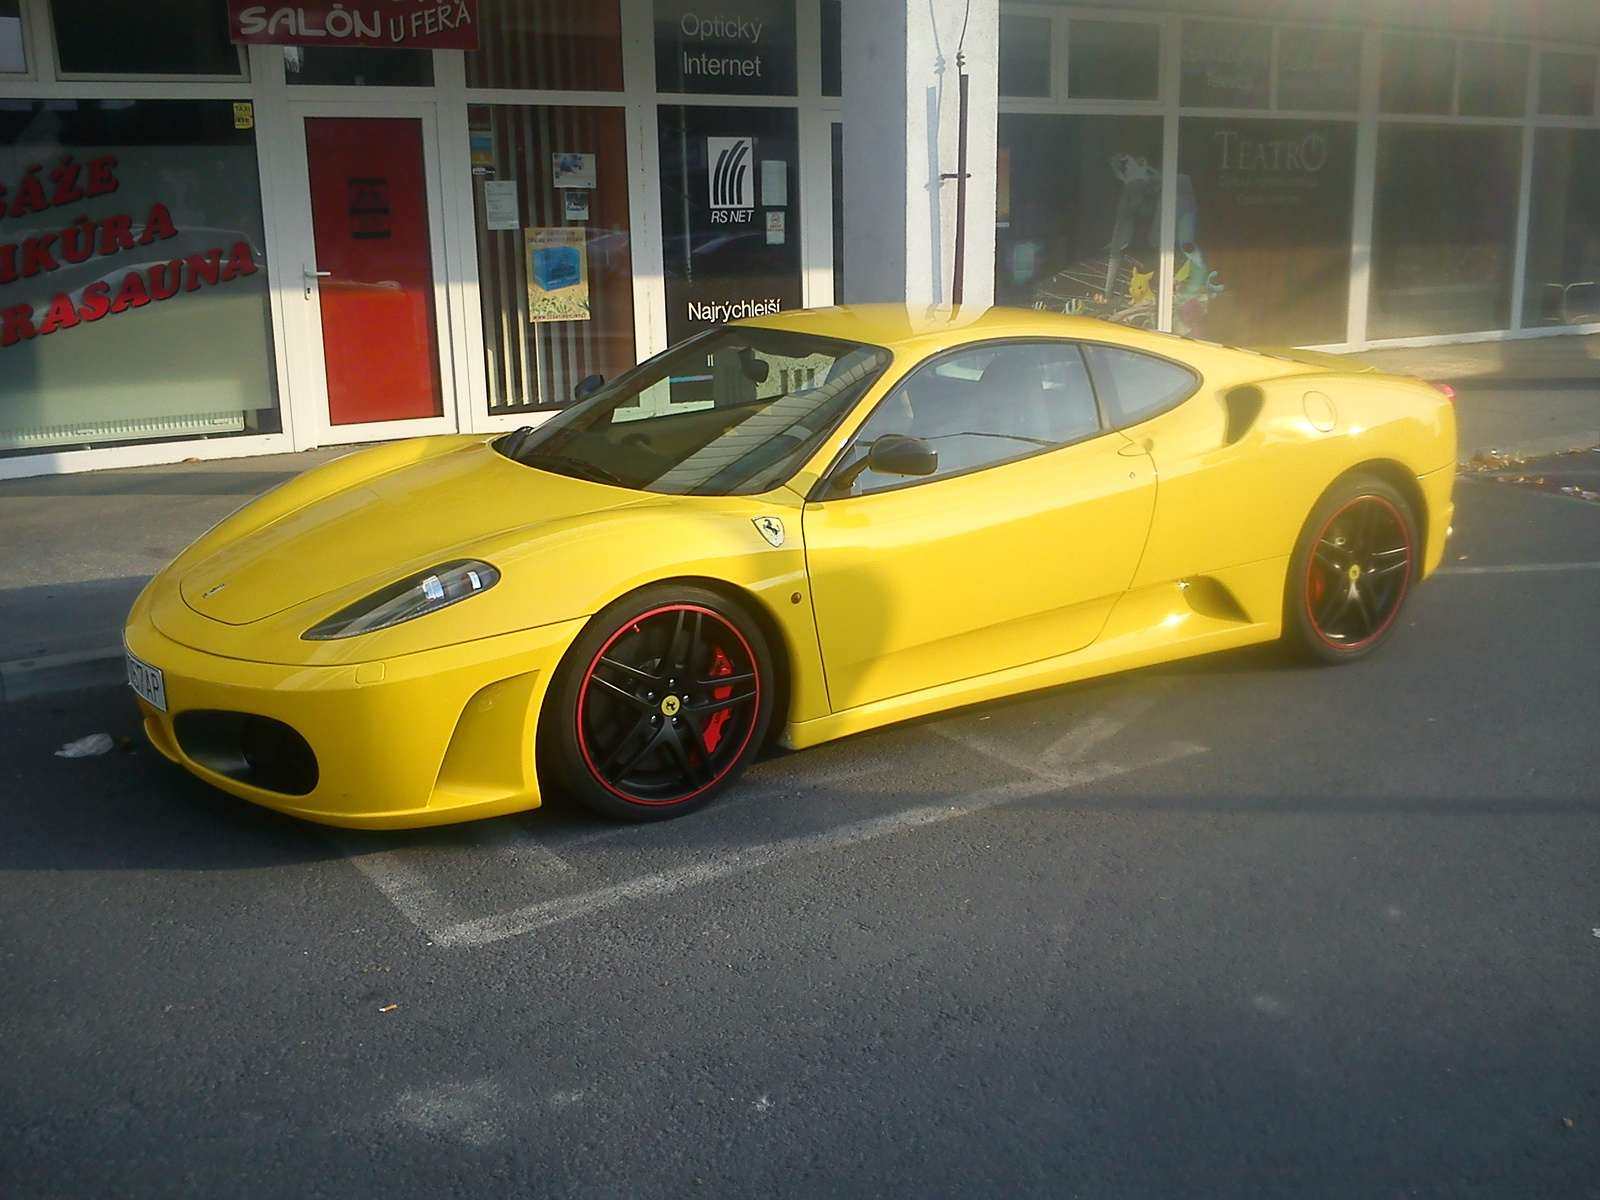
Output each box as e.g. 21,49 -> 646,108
0,0 -> 1597,480
996,7 -> 1600,349
0,0 -> 843,478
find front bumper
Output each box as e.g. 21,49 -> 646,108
126,616 -> 585,828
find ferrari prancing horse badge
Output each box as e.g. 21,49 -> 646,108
752,516 -> 785,547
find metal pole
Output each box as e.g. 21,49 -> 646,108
951,57 -> 970,306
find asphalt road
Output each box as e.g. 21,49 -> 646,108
3,473 -> 1598,1198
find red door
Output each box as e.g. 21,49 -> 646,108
305,117 -> 443,425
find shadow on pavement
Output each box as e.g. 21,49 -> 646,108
0,576 -> 150,661
0,470 -> 301,498
0,685 -> 336,873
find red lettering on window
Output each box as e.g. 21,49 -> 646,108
37,292 -> 81,335
78,280 -> 112,322
110,270 -> 151,313
1,303 -> 37,346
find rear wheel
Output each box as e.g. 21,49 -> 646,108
541,585 -> 774,821
1284,476 -> 1417,664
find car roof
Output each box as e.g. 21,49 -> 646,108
736,303 -> 1189,359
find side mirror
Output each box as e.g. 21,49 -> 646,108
573,373 -> 605,402
867,434 -> 938,477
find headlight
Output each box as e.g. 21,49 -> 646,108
302,560 -> 501,641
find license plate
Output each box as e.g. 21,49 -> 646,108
126,650 -> 167,712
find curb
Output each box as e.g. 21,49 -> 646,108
1460,430 -> 1600,465
0,647 -> 126,704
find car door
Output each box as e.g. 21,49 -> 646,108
1078,342 -> 1286,588
802,340 -> 1157,712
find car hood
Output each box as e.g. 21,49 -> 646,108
179,440 -> 638,626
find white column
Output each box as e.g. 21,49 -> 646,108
840,0 -> 998,308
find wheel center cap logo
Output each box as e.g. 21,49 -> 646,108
1347,564 -> 1362,581
660,695 -> 682,716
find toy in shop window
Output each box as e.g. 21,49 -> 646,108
1029,152 -> 1223,337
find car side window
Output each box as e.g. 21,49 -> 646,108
1082,344 -> 1199,429
828,341 -> 1103,496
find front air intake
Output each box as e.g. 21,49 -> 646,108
173,711 -> 320,796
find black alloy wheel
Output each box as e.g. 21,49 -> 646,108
541,584 -> 774,821
1285,476 -> 1417,664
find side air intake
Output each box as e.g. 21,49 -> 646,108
1223,385 -> 1265,445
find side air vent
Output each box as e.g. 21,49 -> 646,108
1179,576 -> 1251,623
1223,385 -> 1265,445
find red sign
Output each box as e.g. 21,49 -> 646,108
227,2 -> 480,51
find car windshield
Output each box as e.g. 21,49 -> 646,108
495,328 -> 892,495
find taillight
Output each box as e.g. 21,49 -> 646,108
1413,376 -> 1456,403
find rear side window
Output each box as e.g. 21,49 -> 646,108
1083,345 -> 1198,428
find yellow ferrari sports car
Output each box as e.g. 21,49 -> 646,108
124,305 -> 1455,827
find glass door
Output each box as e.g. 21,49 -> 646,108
283,103 -> 456,445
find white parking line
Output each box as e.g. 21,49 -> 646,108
341,845 -> 450,935
1435,562 -> 1600,575
339,682 -> 1204,948
434,746 -> 1205,949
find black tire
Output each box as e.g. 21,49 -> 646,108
539,584 -> 775,821
1283,475 -> 1418,665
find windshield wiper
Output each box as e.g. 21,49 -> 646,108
517,450 -> 625,487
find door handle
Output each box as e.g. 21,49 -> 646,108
303,267 -> 331,299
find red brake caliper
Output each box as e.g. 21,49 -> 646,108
701,647 -> 735,755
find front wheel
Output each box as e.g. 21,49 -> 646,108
540,585 -> 774,821
1284,476 -> 1418,664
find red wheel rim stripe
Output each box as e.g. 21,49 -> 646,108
1304,494 -> 1412,652
574,603 -> 761,806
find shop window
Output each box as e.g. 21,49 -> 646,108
1174,117 -> 1356,345
999,15 -> 1051,99
469,105 -> 635,411
52,0 -> 242,77
1067,20 -> 1160,102
0,100 -> 278,454
1370,125 -> 1520,339
287,47 -> 433,87
1524,130 -> 1600,326
1180,20 -> 1271,110
1380,34 -> 1455,115
0,0 -> 24,74
657,106 -> 802,344
994,114 -> 1164,329
821,0 -> 841,98
1458,41 -> 1527,117
465,0 -> 623,92
1538,52 -> 1597,118
654,0 -> 797,97
1276,28 -> 1361,113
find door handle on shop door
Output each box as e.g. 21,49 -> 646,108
303,267 -> 331,299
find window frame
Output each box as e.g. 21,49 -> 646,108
811,337 -> 1121,502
